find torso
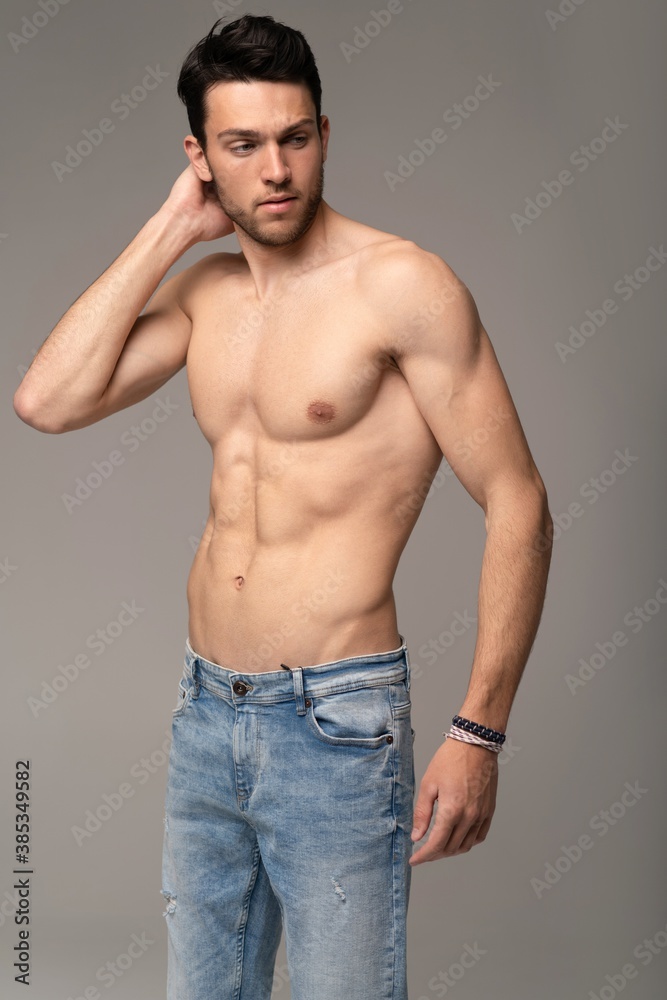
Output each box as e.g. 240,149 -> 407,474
182,214 -> 443,671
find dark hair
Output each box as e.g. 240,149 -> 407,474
177,14 -> 323,152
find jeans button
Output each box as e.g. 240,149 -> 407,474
233,680 -> 251,695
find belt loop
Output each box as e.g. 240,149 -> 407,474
186,654 -> 200,696
281,661 -> 307,715
291,666 -> 307,715
402,635 -> 411,692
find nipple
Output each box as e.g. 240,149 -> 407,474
307,400 -> 336,423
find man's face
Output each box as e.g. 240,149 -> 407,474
195,79 -> 329,247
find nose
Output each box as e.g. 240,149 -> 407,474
260,141 -> 291,187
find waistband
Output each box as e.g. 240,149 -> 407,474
183,632 -> 411,706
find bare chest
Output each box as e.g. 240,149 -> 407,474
185,273 -> 402,445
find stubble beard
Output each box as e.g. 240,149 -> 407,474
209,161 -> 325,248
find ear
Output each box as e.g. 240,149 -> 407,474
319,115 -> 331,164
183,135 -> 213,182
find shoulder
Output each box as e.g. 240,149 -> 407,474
179,250 -> 245,286
356,240 -> 478,358
171,251 -> 245,317
358,238 -> 469,308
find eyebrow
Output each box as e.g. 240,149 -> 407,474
216,117 -> 317,141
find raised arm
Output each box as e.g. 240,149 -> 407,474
13,164 -> 234,433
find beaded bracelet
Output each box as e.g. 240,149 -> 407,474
452,714 -> 506,745
442,714 -> 507,754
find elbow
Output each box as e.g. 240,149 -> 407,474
531,475 -> 551,526
539,503 -> 553,555
531,477 -> 553,555
13,390 -> 66,434
485,476 -> 553,552
511,471 -> 552,535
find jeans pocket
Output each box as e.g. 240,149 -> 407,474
306,684 -> 394,748
172,672 -> 193,718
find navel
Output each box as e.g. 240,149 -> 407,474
307,400 -> 337,423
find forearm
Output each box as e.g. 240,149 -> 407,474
14,208 -> 195,424
457,488 -> 553,733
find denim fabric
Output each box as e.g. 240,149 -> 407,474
161,634 -> 416,999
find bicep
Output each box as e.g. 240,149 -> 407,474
394,260 -> 544,513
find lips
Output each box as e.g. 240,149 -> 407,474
259,196 -> 297,214
260,196 -> 296,205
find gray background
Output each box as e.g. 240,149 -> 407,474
2,0 -> 666,997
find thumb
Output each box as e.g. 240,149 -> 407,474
410,790 -> 435,840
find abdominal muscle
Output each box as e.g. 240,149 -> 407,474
186,397 -> 440,673
187,445 -> 410,672
186,517 -> 401,673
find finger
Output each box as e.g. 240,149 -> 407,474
438,818 -> 474,856
474,816 -> 492,843
413,814 -> 482,862
409,816 -> 455,865
410,786 -> 438,842
455,821 -> 484,854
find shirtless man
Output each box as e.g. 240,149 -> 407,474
13,14 -> 552,1000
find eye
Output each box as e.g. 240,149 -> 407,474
231,135 -> 308,155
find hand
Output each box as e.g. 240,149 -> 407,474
160,163 -> 235,244
409,737 -> 498,865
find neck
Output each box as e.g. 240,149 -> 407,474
235,199 -> 341,298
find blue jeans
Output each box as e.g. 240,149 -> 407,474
161,634 -> 416,999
